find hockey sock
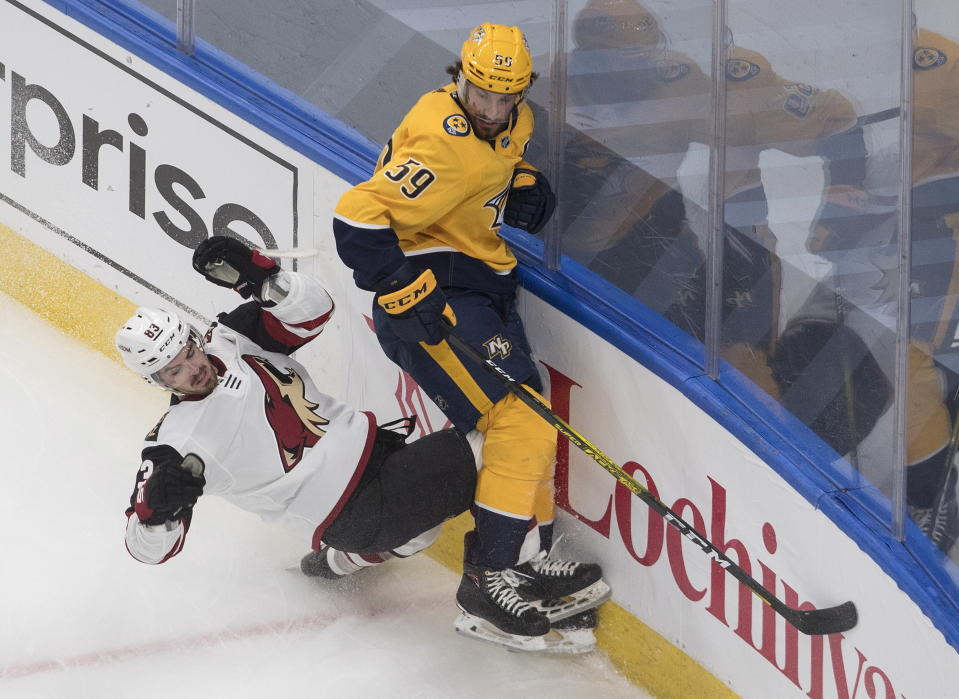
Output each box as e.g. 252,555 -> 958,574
907,446 -> 949,509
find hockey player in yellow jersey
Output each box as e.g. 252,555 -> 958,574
333,23 -> 609,652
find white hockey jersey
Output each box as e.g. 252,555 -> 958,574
124,272 -> 378,564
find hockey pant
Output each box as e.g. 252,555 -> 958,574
906,342 -> 955,509
906,189 -> 959,508
468,389 -> 557,570
374,289 -> 557,571
321,428 -> 476,554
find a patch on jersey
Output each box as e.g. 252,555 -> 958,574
443,114 -> 471,137
914,46 -> 947,70
656,60 -> 690,82
726,58 -> 760,81
500,135 -> 511,148
244,355 -> 330,472
483,334 -> 513,360
783,82 -> 817,118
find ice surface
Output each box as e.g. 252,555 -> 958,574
0,292 -> 648,699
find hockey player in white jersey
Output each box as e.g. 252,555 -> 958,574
118,235 -> 478,579
118,236 -> 603,652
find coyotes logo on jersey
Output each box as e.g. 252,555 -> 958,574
244,354 -> 330,472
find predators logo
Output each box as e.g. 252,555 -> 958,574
443,114 -> 471,137
726,58 -> 760,82
483,183 -> 510,229
914,46 -> 947,70
245,355 -> 330,472
656,60 -> 690,82
483,334 -> 513,360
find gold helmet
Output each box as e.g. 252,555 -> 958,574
572,0 -> 663,52
460,23 -> 533,95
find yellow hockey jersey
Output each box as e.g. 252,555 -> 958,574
913,28 -> 959,185
334,84 -> 535,291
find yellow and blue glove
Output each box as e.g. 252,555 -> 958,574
376,265 -> 457,345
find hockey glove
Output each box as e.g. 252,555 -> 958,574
503,168 -> 556,235
376,265 -> 457,345
192,236 -> 280,304
134,446 -> 206,526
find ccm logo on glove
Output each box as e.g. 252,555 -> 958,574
376,268 -> 457,345
379,271 -> 436,312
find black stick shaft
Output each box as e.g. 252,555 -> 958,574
444,331 -> 857,635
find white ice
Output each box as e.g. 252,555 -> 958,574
0,292 -> 648,699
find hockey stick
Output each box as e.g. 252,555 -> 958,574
855,106 -> 900,128
255,247 -> 320,259
444,330 -> 858,635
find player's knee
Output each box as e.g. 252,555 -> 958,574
770,318 -> 892,455
480,389 -> 556,483
413,428 -> 477,513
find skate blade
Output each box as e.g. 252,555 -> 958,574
551,607 -> 599,631
453,613 -> 595,655
528,579 -> 612,623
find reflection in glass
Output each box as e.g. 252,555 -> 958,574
902,16 -> 959,556
563,0 -> 713,343
559,0 -> 909,524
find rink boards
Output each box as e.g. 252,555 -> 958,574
1,1 -> 957,696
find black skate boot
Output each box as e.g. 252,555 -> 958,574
456,562 -> 550,637
300,545 -> 340,579
454,562 -> 597,653
300,544 -> 391,579
513,550 -> 611,623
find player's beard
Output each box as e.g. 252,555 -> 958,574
469,114 -> 507,141
181,364 -> 218,396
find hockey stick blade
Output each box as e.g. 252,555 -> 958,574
444,330 -> 860,636
778,600 -> 858,636
255,247 -> 320,259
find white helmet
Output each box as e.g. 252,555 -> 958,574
115,307 -> 201,388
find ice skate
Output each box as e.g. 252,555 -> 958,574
300,545 -> 392,579
551,608 -> 600,631
454,562 -> 595,654
911,466 -> 959,554
300,544 -> 341,579
512,549 -> 611,623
